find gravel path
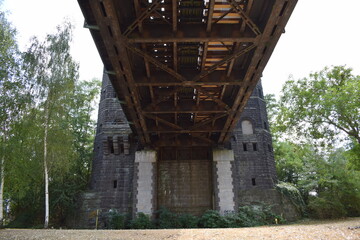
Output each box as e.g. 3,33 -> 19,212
0,218 -> 359,240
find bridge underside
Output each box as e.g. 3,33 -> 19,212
78,0 -> 297,147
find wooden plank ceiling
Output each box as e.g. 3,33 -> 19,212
78,0 -> 297,147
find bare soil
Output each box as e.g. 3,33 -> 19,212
0,218 -> 359,240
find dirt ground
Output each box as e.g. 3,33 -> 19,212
0,218 -> 359,240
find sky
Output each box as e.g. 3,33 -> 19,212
2,0 -> 360,97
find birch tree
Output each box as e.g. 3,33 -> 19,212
22,22 -> 78,228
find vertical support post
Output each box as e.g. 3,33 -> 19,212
213,148 -> 235,214
134,150 -> 157,215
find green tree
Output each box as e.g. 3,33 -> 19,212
265,66 -> 360,218
49,79 -> 99,225
0,6 -> 30,226
22,22 -> 78,228
0,13 -> 99,227
277,66 -> 360,147
5,110 -> 44,226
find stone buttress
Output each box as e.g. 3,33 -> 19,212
74,74 -> 300,228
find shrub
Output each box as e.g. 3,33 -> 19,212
307,197 -> 346,219
222,212 -> 242,228
199,210 -> 226,228
178,213 -> 199,228
237,204 -> 285,227
130,212 -> 154,229
198,205 -> 283,228
237,206 -> 263,227
128,205 -> 283,229
106,209 -> 126,229
156,207 -> 181,228
156,207 -> 199,228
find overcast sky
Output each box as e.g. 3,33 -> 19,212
2,0 -> 360,97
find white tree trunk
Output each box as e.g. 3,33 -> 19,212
0,132 -> 6,226
0,151 -> 4,226
44,102 -> 50,229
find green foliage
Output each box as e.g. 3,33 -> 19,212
274,141 -> 307,184
197,206 -> 283,228
307,197 -> 346,219
156,207 -> 181,228
0,10 -> 31,227
277,65 -> 360,147
156,207 -> 199,228
265,68 -> 360,220
200,205 -> 284,228
177,213 -> 199,228
273,140 -> 360,218
276,182 -> 306,214
237,205 -> 284,227
126,206 -> 283,229
0,19 -> 100,228
130,213 -> 154,229
106,210 -> 126,229
199,210 -> 225,228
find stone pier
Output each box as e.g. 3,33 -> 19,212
213,149 -> 235,214
134,150 -> 157,215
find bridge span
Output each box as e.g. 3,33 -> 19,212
76,0 -> 298,227
78,0 -> 297,148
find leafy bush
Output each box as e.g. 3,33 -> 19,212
236,205 -> 284,227
307,197 -> 347,219
198,205 -> 283,228
106,209 -> 126,229
156,207 -> 181,228
177,213 -> 199,228
130,213 -> 154,229
127,206 -> 282,229
237,206 -> 263,227
199,210 -> 225,228
276,181 -> 306,215
156,207 -> 199,228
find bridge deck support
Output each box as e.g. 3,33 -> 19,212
213,148 -> 235,214
134,150 -> 157,215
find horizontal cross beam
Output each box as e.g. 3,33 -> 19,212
127,24 -> 258,43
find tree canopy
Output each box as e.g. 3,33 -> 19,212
266,65 -> 360,219
0,8 -> 100,227
277,66 -> 360,146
